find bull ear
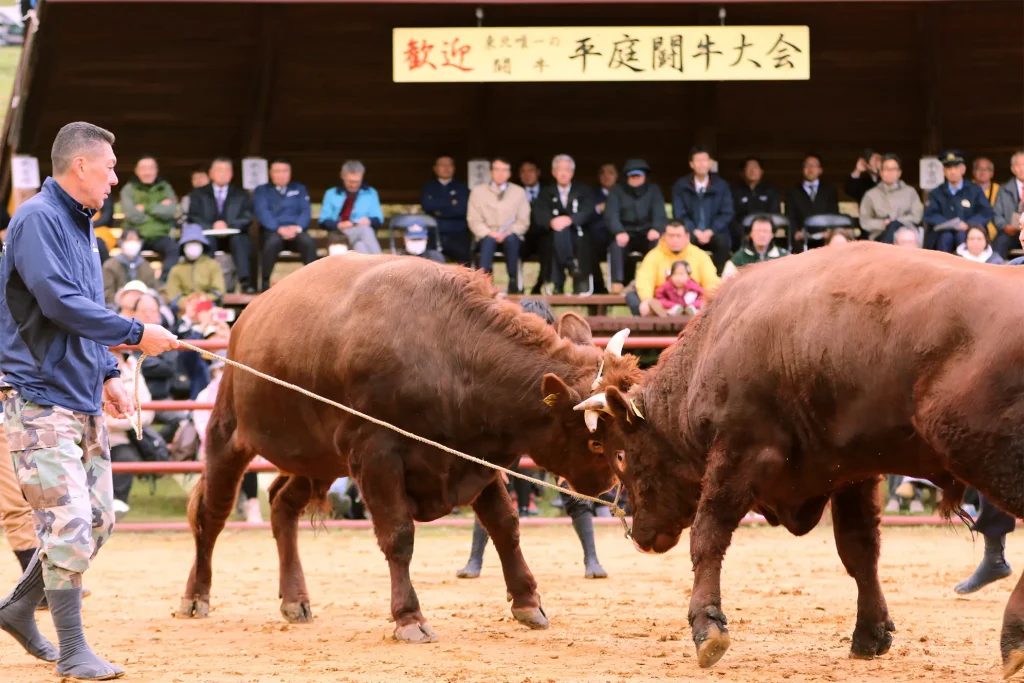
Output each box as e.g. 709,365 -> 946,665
605,386 -> 645,431
556,312 -> 593,345
541,373 -> 580,409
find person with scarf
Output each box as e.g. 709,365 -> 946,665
957,225 -> 1005,265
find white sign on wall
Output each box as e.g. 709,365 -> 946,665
467,158 -> 491,189
919,157 -> 944,192
11,155 -> 40,190
241,157 -> 268,190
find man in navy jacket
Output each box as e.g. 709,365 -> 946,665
0,122 -> 178,680
923,150 -> 995,253
420,156 -> 471,266
253,158 -> 317,291
671,146 -> 734,273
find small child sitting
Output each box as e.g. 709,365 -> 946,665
651,260 -> 705,316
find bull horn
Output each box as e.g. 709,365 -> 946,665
605,328 -> 630,358
584,410 -> 600,433
574,392 -> 609,413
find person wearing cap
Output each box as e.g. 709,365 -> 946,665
992,150 -> 1024,260
101,227 -> 157,305
253,157 -> 317,291
605,158 -> 668,293
120,155 -> 179,282
923,150 -> 994,253
400,223 -> 444,264
165,223 -> 226,303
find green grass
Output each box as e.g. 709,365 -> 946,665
0,46 -> 21,128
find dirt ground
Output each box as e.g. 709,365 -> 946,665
0,523 -> 1018,683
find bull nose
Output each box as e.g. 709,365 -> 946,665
632,537 -> 657,555
651,532 -> 680,554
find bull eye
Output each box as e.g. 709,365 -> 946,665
616,451 -> 625,463
588,439 -> 604,454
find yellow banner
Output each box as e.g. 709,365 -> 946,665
393,26 -> 809,83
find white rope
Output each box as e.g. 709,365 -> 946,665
135,342 -> 632,537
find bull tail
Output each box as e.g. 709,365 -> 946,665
187,473 -> 206,539
306,479 -> 333,536
938,479 -> 971,529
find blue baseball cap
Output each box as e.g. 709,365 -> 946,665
405,224 -> 429,240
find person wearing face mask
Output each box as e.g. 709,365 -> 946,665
400,223 -> 444,263
102,228 -> 156,305
165,223 -> 226,304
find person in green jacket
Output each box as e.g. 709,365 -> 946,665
165,223 -> 225,304
120,156 -> 178,281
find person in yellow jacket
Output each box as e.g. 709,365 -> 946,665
972,157 -> 1000,241
627,220 -> 720,316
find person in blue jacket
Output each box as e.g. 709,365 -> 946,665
253,158 -> 317,291
420,155 -> 471,266
671,146 -> 735,273
318,160 -> 383,254
923,150 -> 994,253
0,122 -> 178,680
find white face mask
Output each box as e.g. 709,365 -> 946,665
183,243 -> 205,261
328,245 -> 349,256
121,241 -> 142,259
405,238 -> 428,256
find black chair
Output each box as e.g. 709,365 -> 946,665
801,214 -> 854,252
387,214 -> 440,254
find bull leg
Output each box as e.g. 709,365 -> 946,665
687,442 -> 757,669
176,429 -> 252,619
268,475 -> 315,624
358,461 -> 437,644
830,478 -> 895,659
471,477 -> 549,630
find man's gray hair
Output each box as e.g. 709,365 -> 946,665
552,154 -> 575,171
51,122 -> 114,175
341,160 -> 365,176
1010,150 -> 1024,166
894,226 -> 921,247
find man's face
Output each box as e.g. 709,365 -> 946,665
895,230 -> 919,248
1010,155 -> 1024,182
133,295 -> 162,325
880,159 -> 902,186
135,158 -> 158,184
802,157 -> 822,182
750,220 -> 773,249
342,171 -> 363,193
944,164 -> 966,184
434,157 -> 455,181
599,164 -> 618,189
192,171 -> 209,188
663,225 -> 689,253
869,153 -> 883,173
689,152 -> 711,178
269,162 -> 291,187
209,161 -> 232,187
553,160 -> 574,186
491,161 -> 511,186
519,162 -> 539,187
627,172 -> 646,188
743,159 -> 763,185
973,159 -> 994,186
76,142 -> 117,210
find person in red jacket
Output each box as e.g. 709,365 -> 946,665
650,260 -> 705,316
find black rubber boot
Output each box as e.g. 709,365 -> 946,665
955,533 -> 1013,594
571,511 -> 608,579
456,518 -> 489,578
0,549 -> 57,661
46,587 -> 125,680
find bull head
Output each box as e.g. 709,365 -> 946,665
576,329 -> 641,433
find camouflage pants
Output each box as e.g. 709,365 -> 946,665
1,390 -> 115,590
0,424 -> 38,551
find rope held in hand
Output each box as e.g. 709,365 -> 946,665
134,342 -> 632,538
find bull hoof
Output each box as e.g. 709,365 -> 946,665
1003,650 -> 1024,679
394,622 -> 438,644
512,605 -> 550,630
696,623 -> 731,668
849,620 -> 895,659
174,597 -> 210,619
281,601 -> 314,624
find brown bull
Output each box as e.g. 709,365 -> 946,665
577,241 -> 1024,677
174,253 -> 639,643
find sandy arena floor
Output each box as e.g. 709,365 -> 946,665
0,523 -> 1019,682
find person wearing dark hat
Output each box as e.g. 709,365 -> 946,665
605,159 -> 668,293
922,150 -> 994,254
165,223 -> 226,303
400,223 -> 445,264
101,227 -> 157,305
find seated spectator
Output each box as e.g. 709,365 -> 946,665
517,159 -> 550,292
858,154 -> 924,243
844,150 -> 881,202
400,223 -> 445,263
587,162 -> 618,294
166,223 -> 227,303
103,227 -> 156,305
893,225 -> 922,248
957,225 -> 1005,264
253,157 -> 317,290
179,166 -> 210,219
722,215 -> 788,279
606,158 -> 668,293
972,156 -> 1000,241
923,150 -> 994,253
786,154 -> 840,250
318,160 -> 384,255
467,157 -> 531,293
92,194 -> 116,258
671,145 -> 734,273
826,228 -> 854,246
534,154 -> 596,294
105,352 -> 154,520
121,155 -> 179,281
187,157 -> 255,293
650,260 -> 704,317
628,221 -> 719,316
993,151 -> 1024,259
327,231 -> 351,256
421,155 -> 471,266
731,157 -> 781,250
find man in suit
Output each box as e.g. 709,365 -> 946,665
420,155 -> 471,266
922,150 -> 994,254
518,159 -> 552,293
785,154 -> 840,251
533,155 -> 596,294
586,163 -> 618,293
186,157 -> 255,293
253,157 -> 317,291
732,157 -> 781,250
992,151 -> 1024,259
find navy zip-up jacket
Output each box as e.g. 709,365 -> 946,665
0,178 -> 144,415
420,178 -> 469,235
671,174 -> 735,237
253,181 -> 312,232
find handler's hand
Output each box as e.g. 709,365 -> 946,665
102,379 -> 135,419
138,324 -> 179,355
